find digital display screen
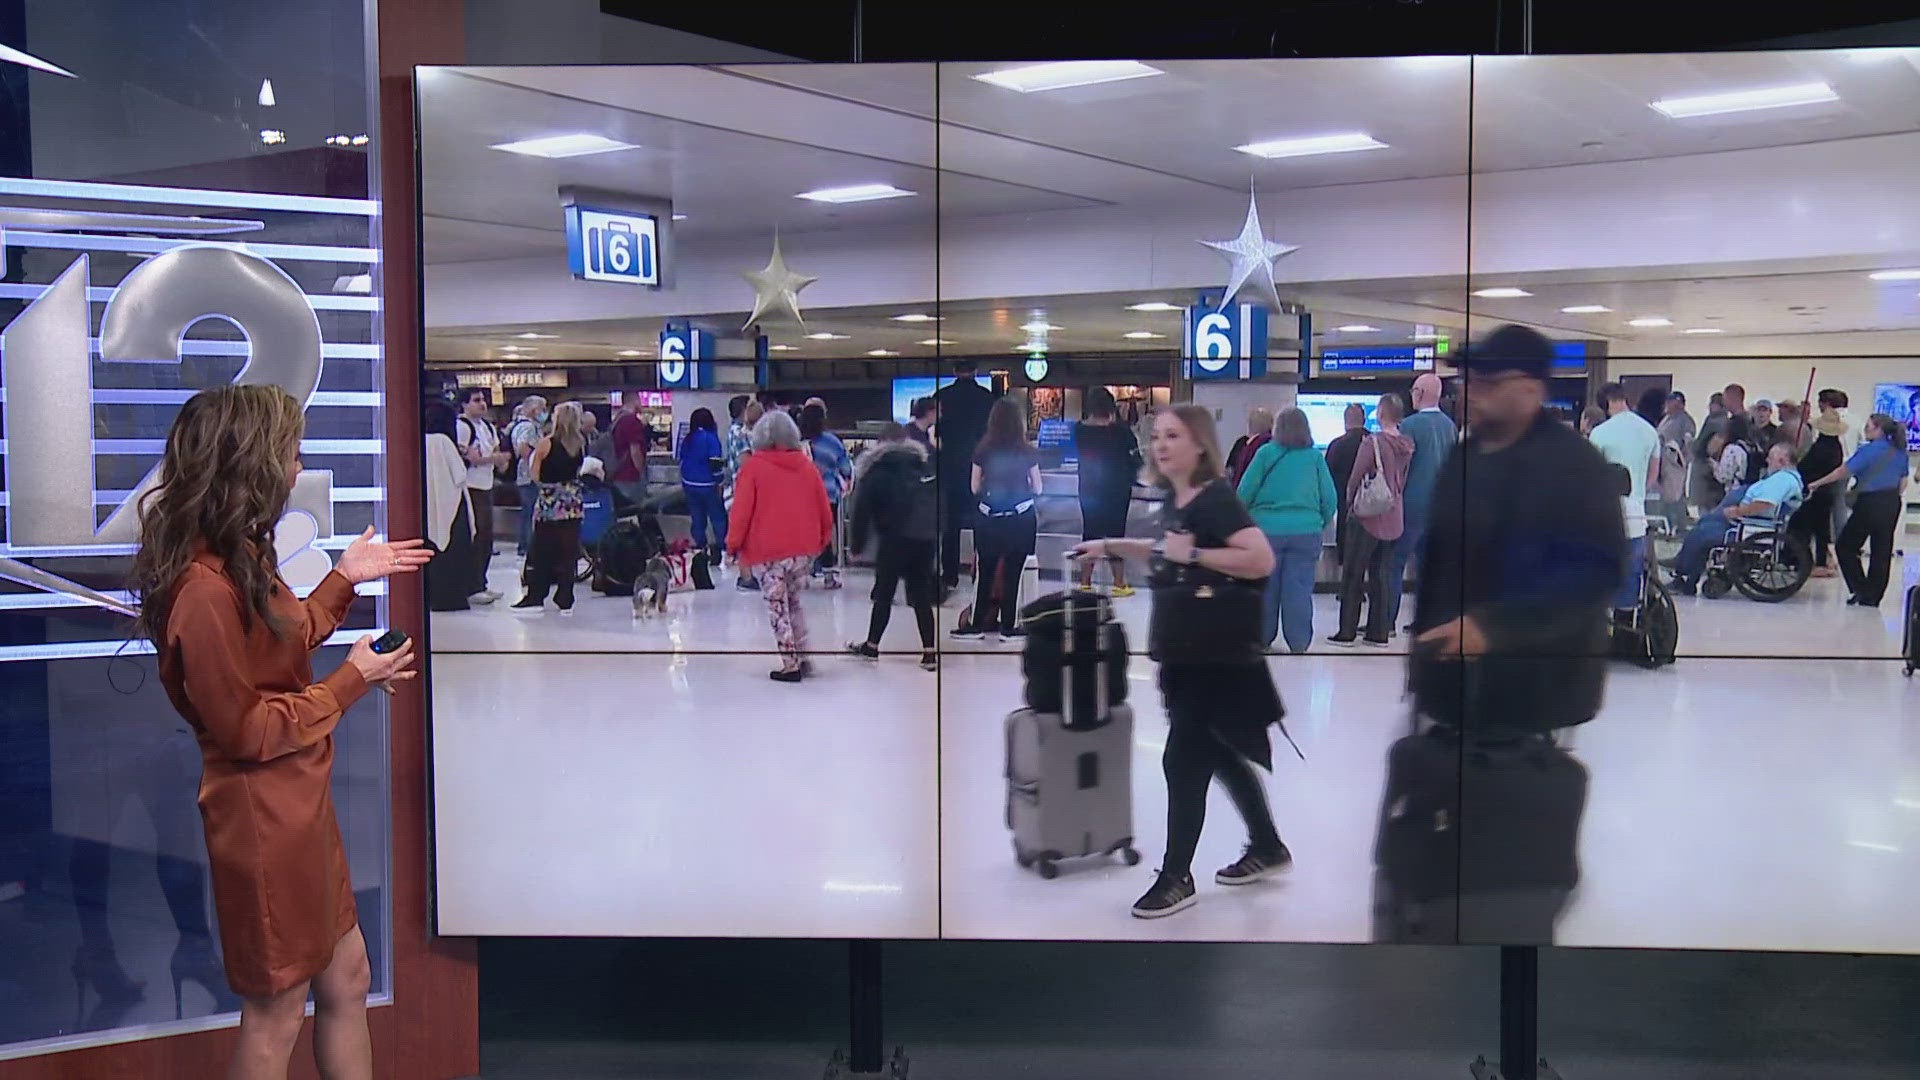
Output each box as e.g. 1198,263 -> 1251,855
1296,392 -> 1382,446
1874,382 -> 1920,451
892,376 -> 939,424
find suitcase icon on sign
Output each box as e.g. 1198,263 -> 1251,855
588,217 -> 651,280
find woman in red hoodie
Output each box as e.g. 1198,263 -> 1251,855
727,408 -> 835,681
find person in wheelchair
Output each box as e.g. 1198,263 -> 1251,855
1667,441 -> 1805,597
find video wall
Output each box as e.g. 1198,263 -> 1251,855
418,54 -> 1920,952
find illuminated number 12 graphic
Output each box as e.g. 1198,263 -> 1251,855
1,245 -> 324,547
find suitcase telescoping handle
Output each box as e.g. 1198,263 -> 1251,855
1058,550 -> 1111,730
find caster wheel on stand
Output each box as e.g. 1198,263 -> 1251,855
1036,860 -> 1059,880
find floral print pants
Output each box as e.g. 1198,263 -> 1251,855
751,555 -> 813,668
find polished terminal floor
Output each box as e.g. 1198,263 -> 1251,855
476,937 -> 1920,1079
430,545 -> 1919,951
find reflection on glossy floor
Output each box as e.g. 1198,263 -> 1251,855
431,548 -> 1913,658
429,651 -> 940,938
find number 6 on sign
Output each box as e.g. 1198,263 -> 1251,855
0,246 -> 324,547
1182,302 -> 1269,380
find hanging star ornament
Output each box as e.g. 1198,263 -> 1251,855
1198,188 -> 1298,312
741,233 -> 818,330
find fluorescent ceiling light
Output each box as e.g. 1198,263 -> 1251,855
917,338 -> 957,346
1561,304 -> 1611,314
796,183 -> 915,204
1628,317 -> 1673,328
971,60 -> 1164,94
1682,327 -> 1725,334
258,129 -> 287,145
1650,81 -> 1837,119
1336,324 -> 1382,333
804,332 -> 850,341
1867,269 -> 1920,281
258,79 -> 276,107
1015,343 -> 1048,354
515,332 -> 556,340
767,344 -> 798,352
1235,132 -> 1387,160
866,349 -> 900,357
672,213 -> 688,221
890,313 -> 940,323
490,133 -> 639,158
1123,331 -> 1165,340
617,349 -> 646,357
1126,301 -> 1181,312
1473,287 -> 1531,298
1018,321 -> 1063,333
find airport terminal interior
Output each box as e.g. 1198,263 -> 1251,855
420,56 -> 1920,951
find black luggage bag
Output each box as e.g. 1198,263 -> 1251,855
592,515 -> 665,597
1018,582 -> 1128,724
1373,726 -> 1588,944
1904,585 -> 1919,678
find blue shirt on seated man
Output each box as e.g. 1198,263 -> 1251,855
1669,441 -> 1805,594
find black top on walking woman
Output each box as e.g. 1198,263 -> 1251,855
1073,405 -> 1294,921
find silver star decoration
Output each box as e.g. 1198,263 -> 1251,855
1198,189 -> 1298,312
741,233 -> 818,330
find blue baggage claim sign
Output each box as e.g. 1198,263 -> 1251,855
565,204 -> 660,286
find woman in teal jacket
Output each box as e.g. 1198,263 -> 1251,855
1237,407 -> 1338,653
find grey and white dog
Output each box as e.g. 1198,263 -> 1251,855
631,555 -> 673,618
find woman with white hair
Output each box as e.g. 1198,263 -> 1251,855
727,409 -> 835,681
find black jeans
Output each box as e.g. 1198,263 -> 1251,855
970,512 -> 1036,633
1162,718 -> 1280,879
1837,489 -> 1901,605
524,519 -> 581,608
868,537 -> 937,649
1338,521 -> 1393,640
1790,483 -> 1837,566
468,487 -> 495,592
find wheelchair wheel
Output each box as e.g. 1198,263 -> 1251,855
1731,530 -> 1811,603
1700,571 -> 1731,600
1640,575 -> 1679,667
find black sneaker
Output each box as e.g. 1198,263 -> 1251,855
847,641 -> 881,660
1215,844 -> 1293,886
1000,626 -> 1028,641
769,667 -> 804,683
1669,576 -> 1697,597
1326,633 -> 1358,647
950,622 -> 985,641
1130,870 -> 1197,919
511,597 -> 543,610
919,651 -> 938,672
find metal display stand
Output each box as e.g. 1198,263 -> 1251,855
824,940 -> 909,1079
1470,946 -> 1561,1080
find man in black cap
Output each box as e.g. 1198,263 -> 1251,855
1374,324 -> 1625,945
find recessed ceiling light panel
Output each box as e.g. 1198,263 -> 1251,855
796,183 -> 915,204
971,60 -> 1164,93
1628,317 -> 1674,328
1234,133 -> 1387,159
1473,287 -> 1532,298
1650,82 -> 1837,119
1560,305 -> 1612,314
490,133 -> 640,158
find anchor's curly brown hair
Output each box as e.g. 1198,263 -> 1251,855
129,384 -> 306,644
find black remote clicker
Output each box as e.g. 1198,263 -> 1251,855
369,629 -> 409,654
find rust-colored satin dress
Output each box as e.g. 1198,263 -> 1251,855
157,554 -> 369,997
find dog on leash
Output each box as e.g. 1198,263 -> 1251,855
631,555 -> 672,618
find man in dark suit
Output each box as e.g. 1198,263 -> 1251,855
1322,404 -> 1367,567
933,360 -> 996,595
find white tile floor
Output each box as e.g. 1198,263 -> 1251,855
429,547 -> 1920,948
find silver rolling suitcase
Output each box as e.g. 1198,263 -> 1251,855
1004,558 -> 1139,878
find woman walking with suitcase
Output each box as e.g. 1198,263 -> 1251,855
1074,405 -> 1290,919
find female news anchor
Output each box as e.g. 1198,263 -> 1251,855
130,385 -> 427,1080
1074,405 -> 1291,920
